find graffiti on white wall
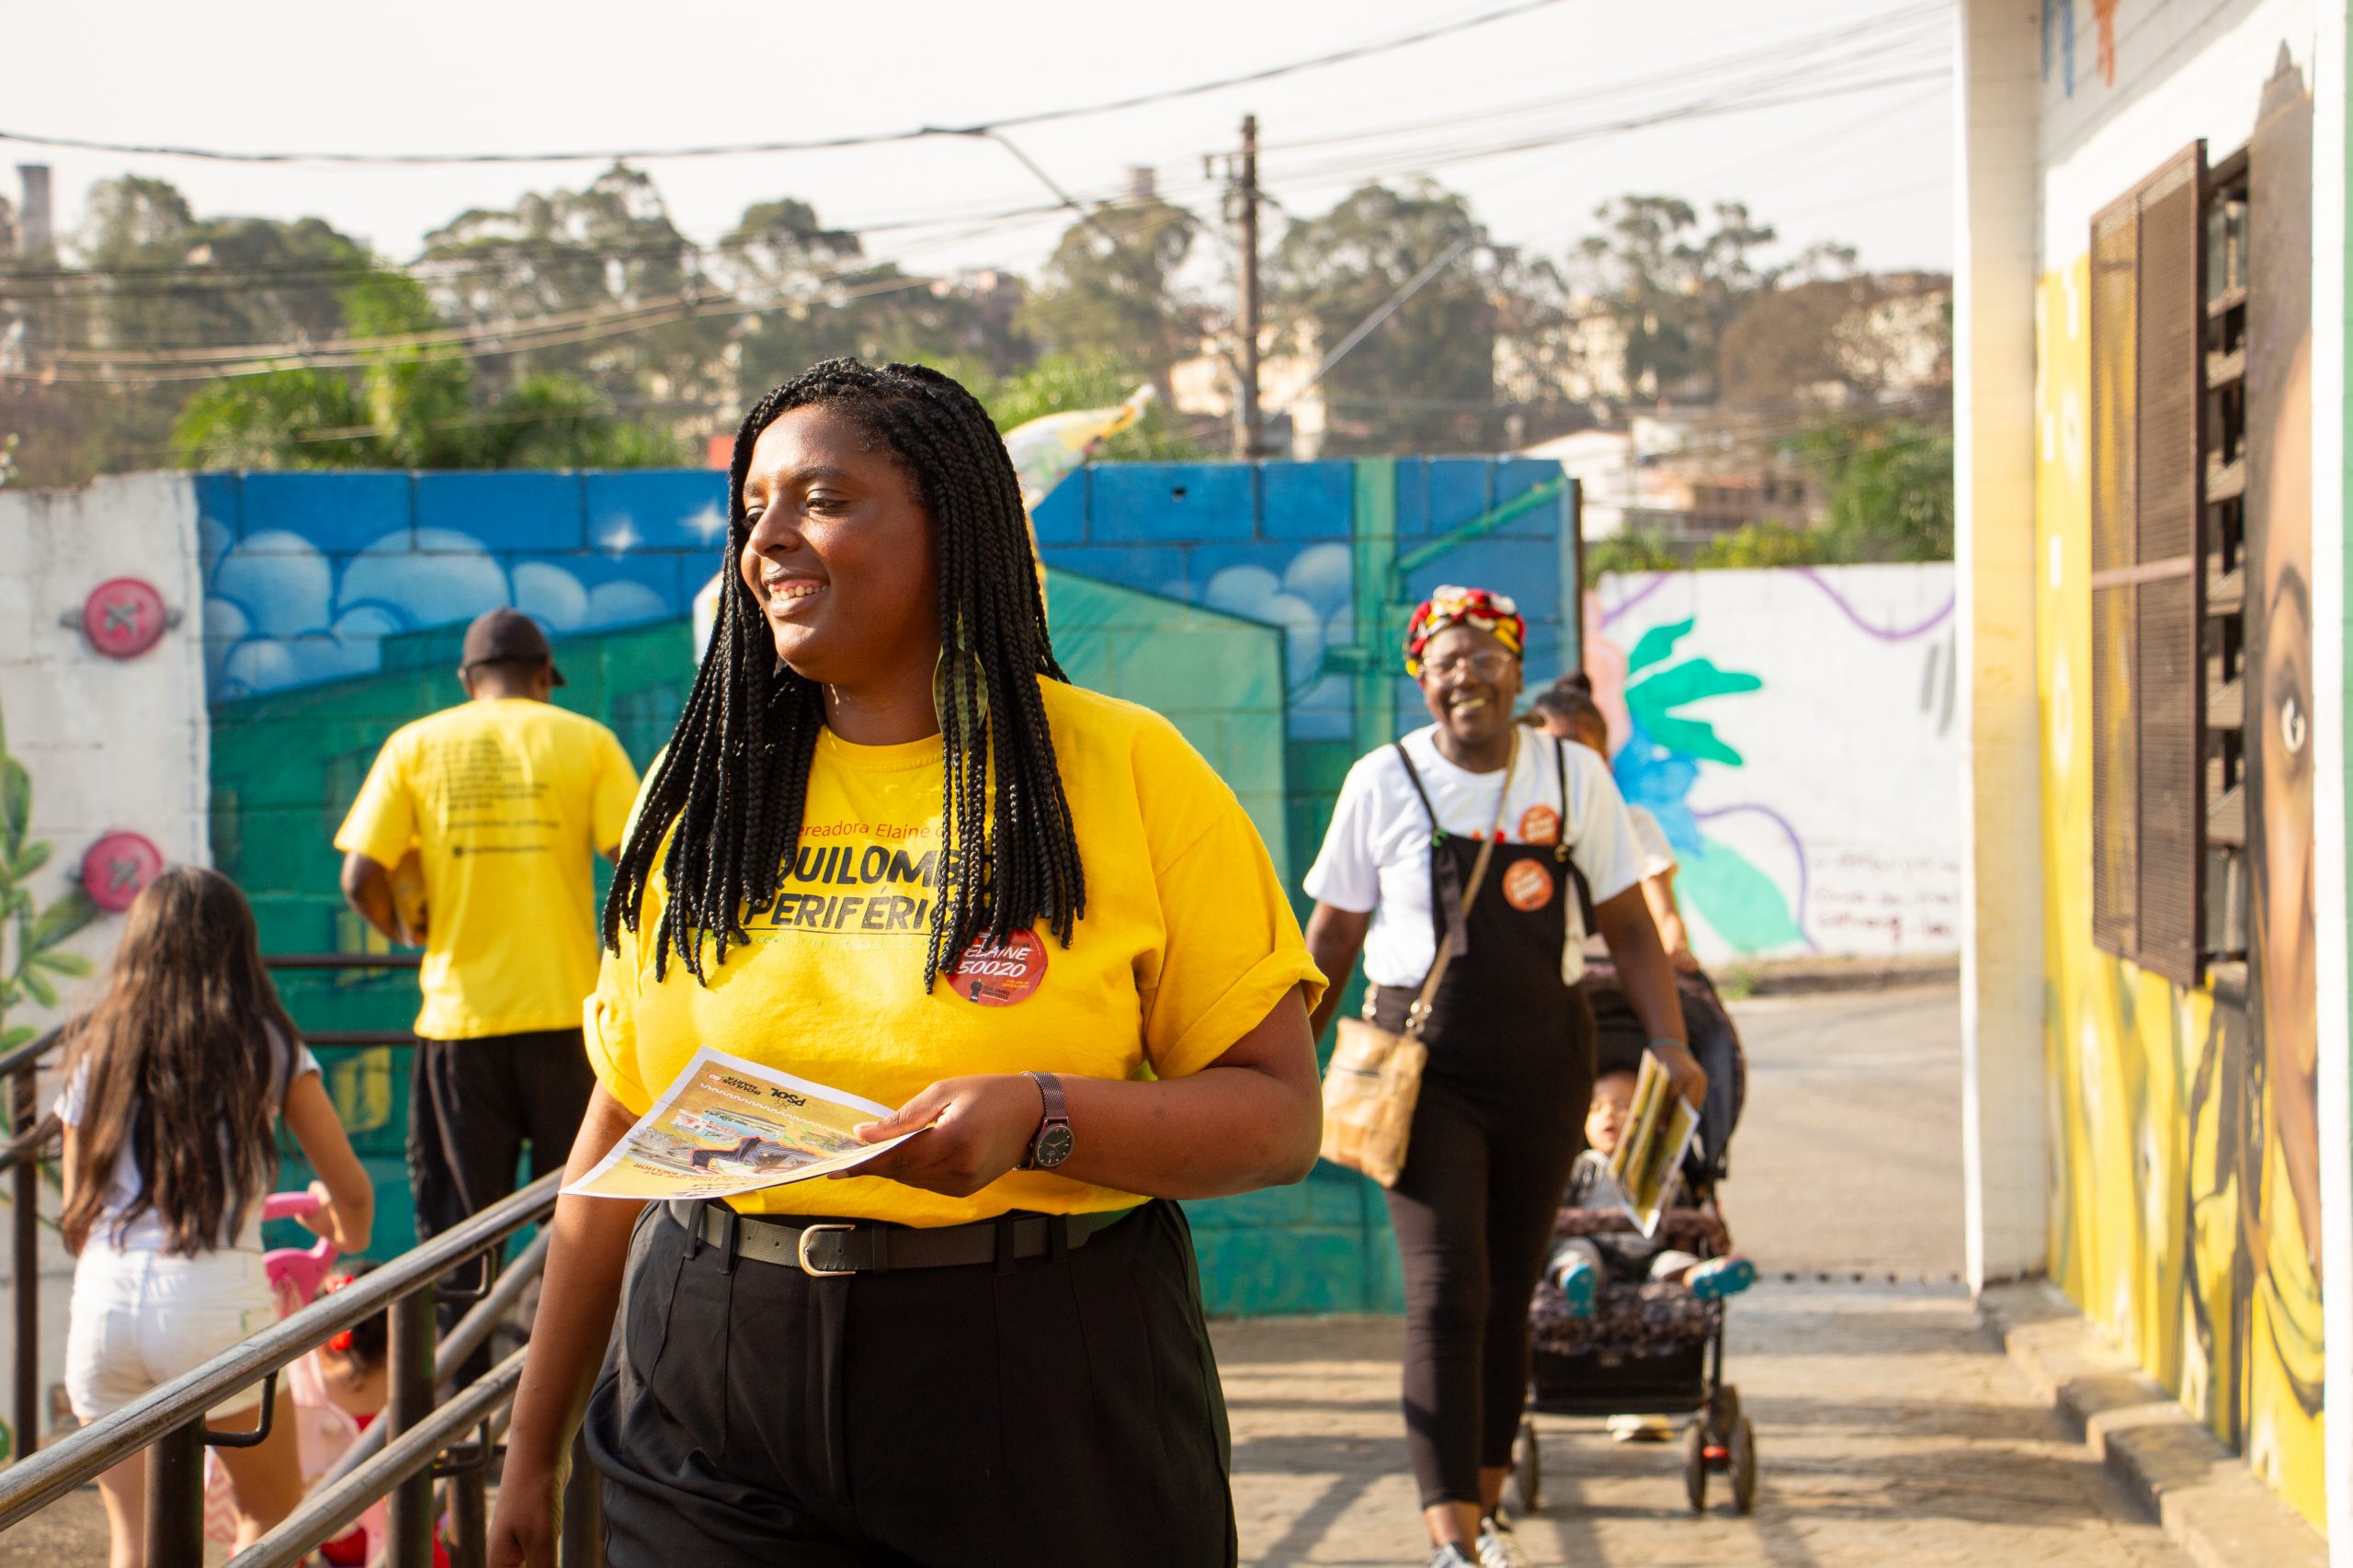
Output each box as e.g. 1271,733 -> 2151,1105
1588,563 -> 1960,963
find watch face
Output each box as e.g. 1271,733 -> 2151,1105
1033,1122 -> 1074,1169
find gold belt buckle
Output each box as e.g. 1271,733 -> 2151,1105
796,1222 -> 858,1278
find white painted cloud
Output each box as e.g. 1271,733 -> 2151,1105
338,528 -> 509,628
513,561 -> 591,631
211,530 -> 332,639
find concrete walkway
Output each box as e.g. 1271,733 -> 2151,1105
1221,1284 -> 2188,1567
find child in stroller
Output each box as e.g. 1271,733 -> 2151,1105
1545,1054 -> 1756,1317
1514,957 -> 1760,1517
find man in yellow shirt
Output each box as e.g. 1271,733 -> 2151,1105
335,608 -> 640,1248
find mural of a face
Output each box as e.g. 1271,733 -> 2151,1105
2253,340 -> 2318,1276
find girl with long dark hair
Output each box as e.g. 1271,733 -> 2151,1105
488,360 -> 1324,1568
59,866 -> 374,1566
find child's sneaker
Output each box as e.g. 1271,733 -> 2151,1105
1554,1255 -> 1597,1317
1426,1545 -> 1478,1567
1687,1256 -> 1756,1302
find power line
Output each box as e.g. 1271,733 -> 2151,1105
0,0 -> 1576,166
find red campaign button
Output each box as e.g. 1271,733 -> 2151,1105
82,578 -> 168,660
942,929 -> 1048,1006
81,833 -> 165,913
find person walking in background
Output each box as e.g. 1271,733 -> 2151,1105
59,867 -> 374,1567
335,608 -> 639,1249
487,359 -> 1324,1568
1527,676 -> 1697,968
1301,588 -> 1702,1568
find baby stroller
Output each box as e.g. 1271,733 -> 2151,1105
1512,960 -> 1754,1517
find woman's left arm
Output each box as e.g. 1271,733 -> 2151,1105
848,983 -> 1322,1200
1591,884 -> 1708,1108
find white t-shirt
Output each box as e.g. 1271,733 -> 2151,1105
1305,725 -> 1646,988
1628,804 -> 1677,879
56,1029 -> 320,1255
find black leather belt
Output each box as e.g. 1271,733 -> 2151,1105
664,1198 -> 1136,1277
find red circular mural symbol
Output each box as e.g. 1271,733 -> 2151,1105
1501,859 -> 1554,913
82,833 -> 165,913
1518,804 -> 1561,846
82,578 -> 169,660
943,929 -> 1048,1006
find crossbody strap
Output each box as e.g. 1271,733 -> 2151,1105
1404,726 -> 1519,1040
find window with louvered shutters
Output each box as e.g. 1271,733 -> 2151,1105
2088,144 -> 2208,984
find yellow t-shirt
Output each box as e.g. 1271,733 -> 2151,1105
335,699 -> 640,1040
586,679 -> 1324,1227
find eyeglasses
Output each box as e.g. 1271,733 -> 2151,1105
1422,650 -> 1518,682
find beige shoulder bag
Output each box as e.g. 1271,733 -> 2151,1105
1318,728 -> 1518,1187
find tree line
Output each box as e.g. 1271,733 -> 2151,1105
0,164 -> 1949,561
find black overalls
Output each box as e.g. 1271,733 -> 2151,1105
1369,738 -> 1599,1510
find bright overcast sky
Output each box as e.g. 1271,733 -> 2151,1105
4,0 -> 1955,285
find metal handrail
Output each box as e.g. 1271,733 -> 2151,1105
0,1171 -> 560,1530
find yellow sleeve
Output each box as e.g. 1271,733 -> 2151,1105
584,915 -> 655,1116
333,731 -> 415,868
591,727 -> 642,856
1131,720 -> 1326,1081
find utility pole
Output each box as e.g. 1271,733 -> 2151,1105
1235,114 -> 1262,460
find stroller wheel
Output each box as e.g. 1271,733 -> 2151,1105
1711,1382 -> 1742,1442
1512,1417 -> 1543,1515
1729,1415 -> 1757,1515
1681,1420 -> 1708,1514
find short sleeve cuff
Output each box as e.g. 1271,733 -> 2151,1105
1149,949 -> 1328,1083
1586,867 -> 1642,906
583,994 -> 654,1117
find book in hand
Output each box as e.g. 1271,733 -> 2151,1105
564,1047 -> 918,1202
1605,1050 -> 1700,1238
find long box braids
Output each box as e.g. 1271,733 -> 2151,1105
602,359 -> 1086,992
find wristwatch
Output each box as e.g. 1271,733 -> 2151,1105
1020,1071 -> 1074,1170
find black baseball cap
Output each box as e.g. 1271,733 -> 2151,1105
460,608 -> 565,686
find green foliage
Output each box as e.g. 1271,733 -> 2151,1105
972,354 -> 1202,460
0,698 -> 99,1050
168,369 -> 370,469
1800,418 -> 1955,562
1017,199 -> 1199,371
1267,181 -> 1498,454
1585,528 -> 1682,582
1698,520 -> 1831,570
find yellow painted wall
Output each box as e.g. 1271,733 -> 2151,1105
2033,258 -> 2326,1526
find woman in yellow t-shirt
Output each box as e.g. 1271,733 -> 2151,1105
487,359 -> 1324,1568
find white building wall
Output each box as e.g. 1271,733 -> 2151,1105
0,474 -> 211,1033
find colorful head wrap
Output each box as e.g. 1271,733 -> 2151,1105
1404,585 -> 1526,676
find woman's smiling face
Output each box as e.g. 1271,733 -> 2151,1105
1417,623 -> 1523,748
737,404 -> 941,688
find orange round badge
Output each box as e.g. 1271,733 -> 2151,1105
1518,804 -> 1562,845
944,929 -> 1049,1006
1501,859 -> 1555,913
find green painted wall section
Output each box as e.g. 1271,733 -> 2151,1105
217,574 -> 1403,1312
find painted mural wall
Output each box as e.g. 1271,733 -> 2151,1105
189,454 -> 1577,1316
0,475 -> 212,1046
1586,564 -> 1961,965
2029,0 -> 2325,1524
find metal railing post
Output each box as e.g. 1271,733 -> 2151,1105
449,1419 -> 489,1568
143,1416 -> 206,1566
560,1426 -> 603,1568
386,1288 -> 438,1568
11,1063 -> 37,1466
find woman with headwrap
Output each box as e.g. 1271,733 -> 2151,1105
1301,586 -> 1701,1568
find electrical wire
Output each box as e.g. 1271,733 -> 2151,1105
0,0 -> 1577,165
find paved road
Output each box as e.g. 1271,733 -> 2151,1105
1720,983 -> 1966,1279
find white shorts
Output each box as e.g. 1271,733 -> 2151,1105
65,1245 -> 276,1423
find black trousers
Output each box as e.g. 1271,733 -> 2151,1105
1381,1006 -> 1594,1509
585,1199 -> 1237,1568
407,1028 -> 597,1239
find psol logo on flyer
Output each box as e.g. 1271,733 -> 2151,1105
944,929 -> 1048,1006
